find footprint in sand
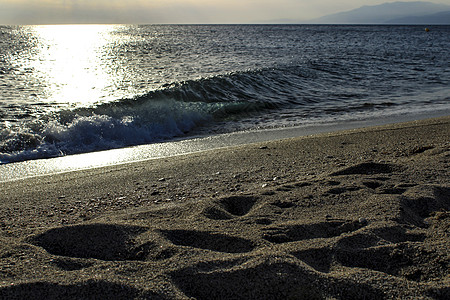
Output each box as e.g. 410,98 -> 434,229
398,185 -> 450,227
170,257 -> 383,299
270,200 -> 295,209
27,224 -> 153,261
202,196 -> 258,220
262,219 -> 366,244
276,182 -> 312,192
292,225 -> 428,276
170,259 -> 326,299
335,242 -> 446,281
362,181 -> 383,189
331,162 -> 402,176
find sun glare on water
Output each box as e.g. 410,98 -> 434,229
28,24 -> 123,105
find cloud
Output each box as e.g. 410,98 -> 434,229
1,0 -> 445,25
0,0 -> 310,24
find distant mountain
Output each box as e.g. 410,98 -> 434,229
311,1 -> 450,24
386,10 -> 450,24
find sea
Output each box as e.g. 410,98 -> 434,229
1,24 -> 449,166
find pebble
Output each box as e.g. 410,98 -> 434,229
359,217 -> 368,225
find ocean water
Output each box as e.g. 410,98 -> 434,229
1,24 -> 449,164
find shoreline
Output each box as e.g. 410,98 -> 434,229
2,111 -> 449,183
1,116 -> 449,299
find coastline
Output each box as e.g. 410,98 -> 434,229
1,116 -> 449,299
2,110 -> 449,183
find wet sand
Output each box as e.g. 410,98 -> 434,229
1,116 -> 449,299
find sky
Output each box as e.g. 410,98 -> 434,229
0,0 -> 448,25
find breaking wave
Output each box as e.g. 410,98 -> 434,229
0,68 -> 309,163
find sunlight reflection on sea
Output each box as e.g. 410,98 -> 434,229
24,25 -> 127,106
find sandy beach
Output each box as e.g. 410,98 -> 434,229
0,116 -> 449,299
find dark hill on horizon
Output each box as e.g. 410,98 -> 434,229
385,10 -> 450,24
310,1 -> 450,24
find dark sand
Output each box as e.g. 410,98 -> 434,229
1,116 -> 449,299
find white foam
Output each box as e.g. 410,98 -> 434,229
0,99 -> 214,163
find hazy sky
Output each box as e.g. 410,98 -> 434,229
0,0 -> 447,24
